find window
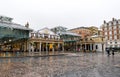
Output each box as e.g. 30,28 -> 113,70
40,34 -> 42,38
119,25 -> 120,29
109,31 -> 112,35
115,41 -> 117,44
110,45 -> 113,47
37,34 -> 39,37
109,23 -> 112,26
110,36 -> 112,40
104,23 -> 107,26
104,27 -> 107,31
105,32 -> 107,35
114,26 -> 116,29
114,30 -> 117,35
113,21 -> 116,25
114,35 -> 117,40
115,45 -> 117,47
44,34 -> 48,39
109,27 -> 112,30
96,45 -> 98,49
118,21 -> 120,24
105,37 -> 107,40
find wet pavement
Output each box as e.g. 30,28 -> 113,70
0,51 -> 62,57
0,52 -> 120,77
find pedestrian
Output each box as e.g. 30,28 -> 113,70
112,48 -> 114,55
106,48 -> 110,56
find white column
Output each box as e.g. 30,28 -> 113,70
90,44 -> 92,51
62,43 -> 64,52
39,42 -> 41,54
93,44 -> 95,51
52,43 -> 54,54
42,34 -> 44,38
48,35 -> 50,39
32,45 -> 34,52
46,43 -> 48,54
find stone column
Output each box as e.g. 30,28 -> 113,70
39,42 -> 41,54
46,43 -> 48,55
42,34 -> 44,38
62,43 -> 64,53
93,44 -> 95,51
52,43 -> 54,54
90,44 -> 92,51
32,45 -> 34,52
85,43 -> 87,52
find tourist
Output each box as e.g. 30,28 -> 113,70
112,48 -> 114,55
106,48 -> 110,56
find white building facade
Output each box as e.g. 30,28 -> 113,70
101,18 -> 120,49
28,28 -> 63,54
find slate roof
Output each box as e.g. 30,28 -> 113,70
0,21 -> 32,31
60,31 -> 80,37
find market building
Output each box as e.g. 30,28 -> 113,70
51,26 -> 81,51
28,27 -> 63,54
0,16 -> 32,52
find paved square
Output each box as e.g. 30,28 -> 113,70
0,52 -> 120,77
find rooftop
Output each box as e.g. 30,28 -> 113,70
68,27 -> 89,31
0,16 -> 32,31
37,27 -> 57,35
60,31 -> 80,37
0,21 -> 32,31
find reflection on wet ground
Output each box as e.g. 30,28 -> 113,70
0,51 -> 61,57
0,52 -> 120,77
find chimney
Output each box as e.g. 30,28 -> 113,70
104,20 -> 106,24
25,22 -> 29,28
112,18 -> 115,21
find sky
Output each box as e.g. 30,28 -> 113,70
0,0 -> 120,30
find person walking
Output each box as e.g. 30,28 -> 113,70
112,48 -> 114,55
106,48 -> 110,56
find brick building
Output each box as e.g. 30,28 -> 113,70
69,27 -> 92,39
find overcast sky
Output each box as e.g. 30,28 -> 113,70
0,0 -> 120,30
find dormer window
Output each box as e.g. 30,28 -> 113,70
118,20 -> 120,24
104,23 -> 107,26
114,26 -> 117,29
113,21 -> 116,25
109,22 -> 112,26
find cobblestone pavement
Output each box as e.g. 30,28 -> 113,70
0,52 -> 120,77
